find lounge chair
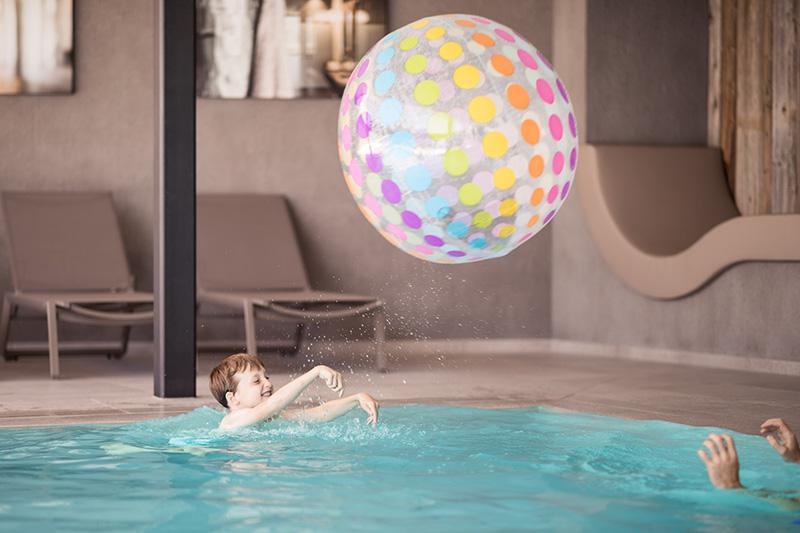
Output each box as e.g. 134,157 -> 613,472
0,192 -> 153,378
196,193 -> 386,370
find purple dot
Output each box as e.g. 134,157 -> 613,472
543,209 -> 556,224
447,250 -> 467,257
568,113 -> 577,138
537,50 -> 553,70
494,29 -> 515,42
401,210 -> 422,229
356,113 -> 372,138
556,78 -> 569,103
354,82 -> 367,105
552,151 -> 564,174
569,148 -> 577,170
381,179 -> 402,204
547,185 -> 559,204
366,152 -> 383,172
560,181 -> 571,200
357,58 -> 370,77
517,49 -> 538,70
424,235 -> 444,247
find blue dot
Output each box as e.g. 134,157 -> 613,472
425,197 -> 450,218
469,237 -> 487,249
375,70 -> 396,95
447,221 -> 469,238
390,130 -> 414,148
405,165 -> 432,192
383,32 -> 399,43
378,98 -> 403,126
377,47 -> 396,65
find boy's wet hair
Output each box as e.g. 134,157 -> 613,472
209,353 -> 266,408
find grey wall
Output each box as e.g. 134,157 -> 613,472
196,0 -> 555,342
0,0 -> 155,342
552,0 -> 800,361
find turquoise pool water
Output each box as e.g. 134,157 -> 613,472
0,406 -> 797,531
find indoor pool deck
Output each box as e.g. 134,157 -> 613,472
0,347 -> 798,433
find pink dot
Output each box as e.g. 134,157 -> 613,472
349,159 -> 363,186
548,114 -> 563,140
341,126 -> 351,151
470,16 -> 490,24
569,113 -> 577,138
439,80 -> 456,102
552,152 -> 564,175
556,78 -> 569,103
386,223 -> 407,241
415,244 -> 434,255
537,50 -> 553,70
517,50 -> 538,70
363,193 -> 382,217
494,29 -> 515,42
341,98 -> 350,115
536,79 -> 554,104
547,185 -> 559,204
357,58 -> 370,77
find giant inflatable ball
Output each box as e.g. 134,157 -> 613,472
338,14 -> 578,263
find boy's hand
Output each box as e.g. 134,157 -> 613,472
356,393 -> 379,426
760,418 -> 800,463
697,433 -> 743,489
316,365 -> 344,397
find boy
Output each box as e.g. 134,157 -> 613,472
209,353 -> 379,430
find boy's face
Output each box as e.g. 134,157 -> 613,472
227,367 -> 273,409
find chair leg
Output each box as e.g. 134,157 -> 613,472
0,297 -> 11,361
374,305 -> 387,372
46,301 -> 61,379
286,323 -> 304,356
243,301 -> 258,357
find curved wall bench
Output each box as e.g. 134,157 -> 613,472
577,144 -> 800,299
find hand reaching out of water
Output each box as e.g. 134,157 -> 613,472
760,418 -> 800,463
697,433 -> 743,489
356,393 -> 379,426
315,365 -> 344,397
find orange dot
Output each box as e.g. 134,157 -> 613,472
491,54 -> 514,76
506,83 -> 530,109
529,156 -> 544,178
521,119 -> 540,144
456,19 -> 476,28
530,188 -> 544,206
473,32 -> 496,47
527,214 -> 540,227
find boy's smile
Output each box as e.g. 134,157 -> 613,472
230,368 -> 273,409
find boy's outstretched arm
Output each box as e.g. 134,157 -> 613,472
284,393 -> 379,426
222,366 -> 343,429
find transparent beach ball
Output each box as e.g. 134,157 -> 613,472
337,14 -> 578,263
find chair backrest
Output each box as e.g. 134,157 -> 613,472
196,194 -> 311,291
2,191 -> 133,292
592,145 -> 741,256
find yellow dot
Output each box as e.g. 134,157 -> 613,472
427,112 -> 452,139
400,36 -> 418,50
414,80 -> 440,106
405,54 -> 427,74
411,19 -> 429,29
468,96 -> 496,123
482,131 -> 509,158
425,26 -> 446,40
499,225 -> 516,238
439,41 -> 463,61
453,64 -> 481,89
493,167 -> 516,190
444,149 -> 469,176
459,183 -> 482,206
499,198 -> 519,217
473,211 -> 492,228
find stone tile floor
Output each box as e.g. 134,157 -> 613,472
0,346 -> 798,434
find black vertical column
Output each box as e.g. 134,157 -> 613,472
154,0 -> 196,397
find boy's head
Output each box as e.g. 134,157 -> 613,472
209,353 -> 273,410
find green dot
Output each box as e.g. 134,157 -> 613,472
427,112 -> 452,139
366,173 -> 382,197
472,211 -> 492,228
405,54 -> 427,74
459,183 -> 482,206
414,80 -> 440,106
444,149 -> 469,176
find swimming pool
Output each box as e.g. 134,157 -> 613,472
0,405 -> 797,531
